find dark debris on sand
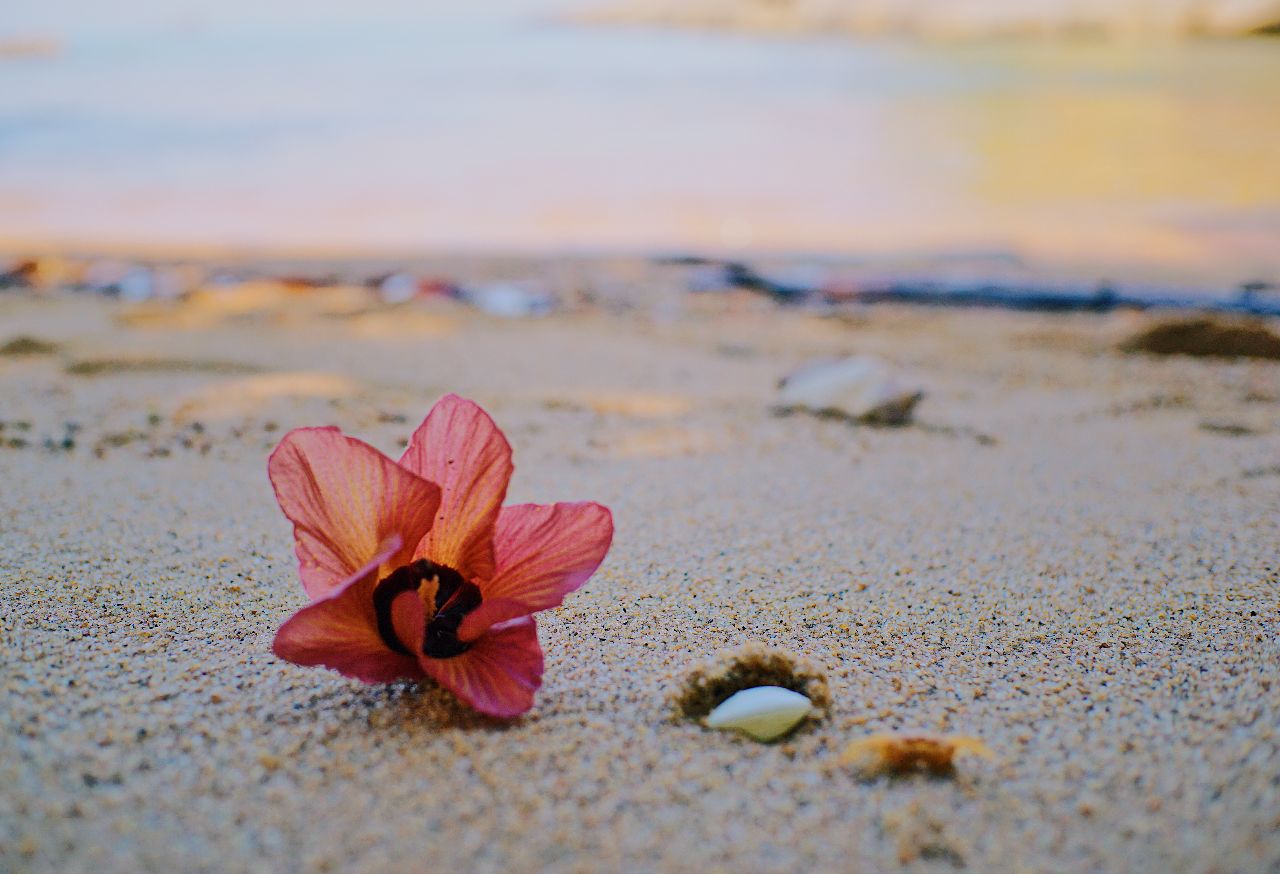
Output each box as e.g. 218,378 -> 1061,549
0,335 -> 59,356
1121,317 -> 1280,361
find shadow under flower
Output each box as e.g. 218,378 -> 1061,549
274,678 -> 526,734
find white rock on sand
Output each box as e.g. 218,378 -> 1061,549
777,355 -> 925,425
704,686 -> 814,741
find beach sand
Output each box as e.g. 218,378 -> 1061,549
573,0 -> 1280,39
1,257 -> 1278,872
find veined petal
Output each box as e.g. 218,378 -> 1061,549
273,537 -> 425,684
419,617 -> 543,718
457,597 -> 529,643
269,427 -> 442,600
399,394 -> 513,581
479,502 -> 613,615
389,589 -> 426,654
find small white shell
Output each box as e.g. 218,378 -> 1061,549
704,686 -> 812,742
777,355 -> 924,425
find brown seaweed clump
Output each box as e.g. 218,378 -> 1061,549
64,357 -> 260,377
841,733 -> 992,779
671,642 -> 831,722
1121,318 -> 1280,361
0,335 -> 58,356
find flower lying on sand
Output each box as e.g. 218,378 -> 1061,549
840,733 -> 993,778
269,394 -> 613,718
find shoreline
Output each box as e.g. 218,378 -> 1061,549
3,235 -> 1276,290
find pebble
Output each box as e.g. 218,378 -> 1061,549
704,686 -> 813,742
776,356 -> 925,425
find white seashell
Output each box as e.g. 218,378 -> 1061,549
704,686 -> 812,741
777,355 -> 924,425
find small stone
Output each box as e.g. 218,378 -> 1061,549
671,643 -> 831,721
704,686 -> 813,742
777,356 -> 924,426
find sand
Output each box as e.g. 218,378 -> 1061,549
1,259 -> 1278,872
573,0 -> 1280,39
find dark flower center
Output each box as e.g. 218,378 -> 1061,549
372,559 -> 481,659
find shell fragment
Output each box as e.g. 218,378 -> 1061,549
777,355 -> 924,426
704,686 -> 813,742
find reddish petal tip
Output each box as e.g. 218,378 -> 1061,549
421,616 -> 544,718
268,427 -> 441,600
271,537 -> 425,685
481,501 -> 614,616
399,394 -> 514,582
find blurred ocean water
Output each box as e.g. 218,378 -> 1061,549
1,0 -> 1278,278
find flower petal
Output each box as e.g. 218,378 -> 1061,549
269,427 -> 442,599
419,617 -> 543,718
480,501 -> 613,613
457,597 -> 529,643
389,590 -> 426,655
399,394 -> 513,581
273,537 -> 425,684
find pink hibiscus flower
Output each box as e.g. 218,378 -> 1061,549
268,394 -> 613,718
